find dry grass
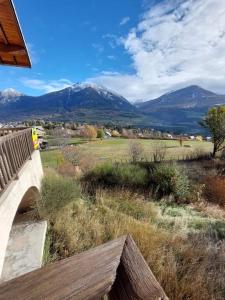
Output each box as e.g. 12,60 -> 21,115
37,180 -> 225,300
204,176 -> 225,206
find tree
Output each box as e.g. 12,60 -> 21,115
200,106 -> 225,157
80,125 -> 97,140
111,130 -> 120,137
50,127 -> 71,148
97,129 -> 105,139
128,140 -> 144,163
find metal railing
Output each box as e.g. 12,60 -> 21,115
0,128 -> 34,194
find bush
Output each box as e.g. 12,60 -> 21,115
151,163 -> 190,200
62,145 -> 96,174
204,176 -> 225,206
37,174 -> 80,220
83,162 -> 148,189
152,142 -> 167,162
128,140 -> 144,163
97,129 -> 105,139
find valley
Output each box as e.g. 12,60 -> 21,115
1,84 -> 225,133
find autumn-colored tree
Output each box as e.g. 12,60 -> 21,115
80,125 -> 97,140
111,130 -> 120,137
200,106 -> 225,157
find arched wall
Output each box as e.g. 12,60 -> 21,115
0,151 -> 43,278
17,186 -> 40,214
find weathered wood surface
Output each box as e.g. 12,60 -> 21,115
0,235 -> 168,300
0,128 -> 34,195
0,127 -> 28,136
0,0 -> 31,67
109,235 -> 168,300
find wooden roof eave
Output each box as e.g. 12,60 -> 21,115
0,0 -> 31,68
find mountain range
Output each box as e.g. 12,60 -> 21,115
0,84 -> 225,133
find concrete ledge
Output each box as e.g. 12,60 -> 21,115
1,221 -> 47,282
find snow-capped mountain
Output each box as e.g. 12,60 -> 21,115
1,84 -> 225,133
0,88 -> 23,104
0,83 -> 138,122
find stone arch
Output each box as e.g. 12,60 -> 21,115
17,186 -> 40,215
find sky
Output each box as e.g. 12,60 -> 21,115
1,0 -> 225,101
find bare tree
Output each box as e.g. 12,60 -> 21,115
152,142 -> 167,162
128,140 -> 144,163
50,127 -> 71,148
62,145 -> 96,173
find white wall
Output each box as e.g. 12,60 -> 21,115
0,151 -> 43,278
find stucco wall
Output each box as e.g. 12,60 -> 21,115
0,150 -> 43,278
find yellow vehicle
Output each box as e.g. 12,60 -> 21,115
32,127 -> 39,150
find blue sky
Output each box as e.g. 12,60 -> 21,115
0,0 -> 143,96
1,0 -> 225,101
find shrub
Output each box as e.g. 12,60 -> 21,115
152,142 -> 167,162
83,162 -> 148,189
37,174 -> 80,220
62,145 -> 96,174
80,125 -> 97,140
151,163 -> 190,200
128,140 -> 144,163
111,130 -> 120,137
97,129 -> 105,139
58,162 -> 75,177
204,176 -> 225,206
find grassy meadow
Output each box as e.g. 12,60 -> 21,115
41,137 -> 213,165
38,137 -> 225,300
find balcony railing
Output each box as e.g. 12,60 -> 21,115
0,128 -> 34,195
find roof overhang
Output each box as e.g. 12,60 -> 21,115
0,0 -> 31,67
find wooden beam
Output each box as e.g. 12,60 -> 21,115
0,235 -> 168,300
0,43 -> 26,55
0,0 -> 7,4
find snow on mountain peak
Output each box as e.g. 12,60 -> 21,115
68,82 -> 127,101
0,88 -> 23,104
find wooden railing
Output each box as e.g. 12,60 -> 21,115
0,128 -> 34,195
0,127 -> 28,137
0,235 -> 168,300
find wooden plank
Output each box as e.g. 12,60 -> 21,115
0,128 -> 34,194
109,235 -> 168,300
0,235 -> 168,300
0,43 -> 26,55
0,236 -> 127,300
5,140 -> 17,175
0,0 -> 31,67
0,148 -> 9,185
0,144 -> 12,180
3,142 -> 13,177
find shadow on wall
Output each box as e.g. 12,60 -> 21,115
17,186 -> 40,215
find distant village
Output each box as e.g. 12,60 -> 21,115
0,120 -> 212,142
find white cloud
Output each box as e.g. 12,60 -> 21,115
102,34 -> 122,49
89,0 -> 225,101
120,16 -> 130,26
107,55 -> 116,60
21,78 -> 73,93
92,43 -> 104,53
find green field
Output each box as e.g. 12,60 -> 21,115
76,138 -> 212,161
41,137 -> 213,167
